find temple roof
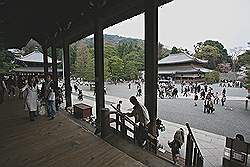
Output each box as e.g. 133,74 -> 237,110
158,65 -> 212,74
13,67 -> 63,73
158,53 -> 208,65
16,50 -> 60,63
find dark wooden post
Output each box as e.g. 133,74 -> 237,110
42,46 -> 49,80
185,133 -> 194,167
101,108 -> 110,138
145,0 -> 158,136
63,41 -> 72,108
94,18 -> 105,130
193,147 -> 197,166
52,45 -> 59,111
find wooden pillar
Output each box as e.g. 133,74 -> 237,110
52,45 -> 59,111
63,41 -> 72,108
94,18 -> 105,127
144,0 -> 158,135
42,46 -> 49,80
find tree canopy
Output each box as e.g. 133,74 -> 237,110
194,40 -> 229,70
0,49 -> 15,74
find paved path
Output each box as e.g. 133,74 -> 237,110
70,90 -> 225,166
70,81 -> 250,167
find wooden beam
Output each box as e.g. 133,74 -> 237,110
52,45 -> 59,111
144,0 -> 158,136
94,18 -> 105,129
63,40 -> 72,108
42,46 -> 49,80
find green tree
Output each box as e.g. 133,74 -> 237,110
238,50 -> 250,66
194,40 -> 229,70
204,71 -> 220,84
194,44 -> 220,69
123,61 -> 140,80
73,43 -> 92,79
108,56 -> 124,81
0,49 -> 15,74
203,40 -> 228,62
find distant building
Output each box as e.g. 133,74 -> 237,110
13,50 -> 62,75
158,53 -> 212,82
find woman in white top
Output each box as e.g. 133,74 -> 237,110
24,76 -> 38,121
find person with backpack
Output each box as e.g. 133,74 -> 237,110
168,128 -> 185,164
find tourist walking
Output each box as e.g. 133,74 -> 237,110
168,128 -> 184,164
116,100 -> 122,112
23,76 -> 39,121
6,75 -> 16,96
128,81 -> 131,89
214,92 -> 219,104
221,94 -> 226,106
0,75 -> 7,104
124,96 -> 150,147
47,83 -> 56,120
194,93 -> 198,106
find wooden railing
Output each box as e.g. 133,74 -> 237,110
185,123 -> 204,167
101,105 -> 157,154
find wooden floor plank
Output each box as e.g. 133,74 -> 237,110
0,98 -> 145,167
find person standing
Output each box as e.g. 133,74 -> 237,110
47,83 -> 56,120
221,94 -> 226,106
214,92 -> 219,104
168,128 -> 184,164
128,81 -> 131,89
116,100 -> 122,112
124,96 -> 150,147
222,88 -> 226,96
24,76 -> 39,121
0,75 -> 7,104
194,93 -> 198,106
6,75 -> 16,96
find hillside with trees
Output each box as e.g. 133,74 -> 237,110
70,34 -> 170,81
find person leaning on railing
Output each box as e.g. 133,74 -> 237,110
123,96 -> 150,147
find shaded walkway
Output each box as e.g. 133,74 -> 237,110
0,97 -> 145,167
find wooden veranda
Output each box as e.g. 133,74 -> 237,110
0,97 -> 145,167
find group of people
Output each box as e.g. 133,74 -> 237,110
158,83 -> 178,99
115,95 -> 183,164
219,80 -> 243,88
194,87 -> 227,114
0,74 -> 58,121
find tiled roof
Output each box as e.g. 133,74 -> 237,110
16,50 -> 61,63
158,65 -> 212,74
13,67 -> 63,73
158,53 -> 208,65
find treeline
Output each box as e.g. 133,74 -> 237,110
70,40 -> 168,81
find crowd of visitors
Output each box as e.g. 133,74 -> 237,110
0,74 -> 62,121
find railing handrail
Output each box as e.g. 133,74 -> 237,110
110,104 -> 157,142
185,122 -> 203,156
110,104 -> 139,128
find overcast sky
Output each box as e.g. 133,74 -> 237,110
104,0 -> 250,52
